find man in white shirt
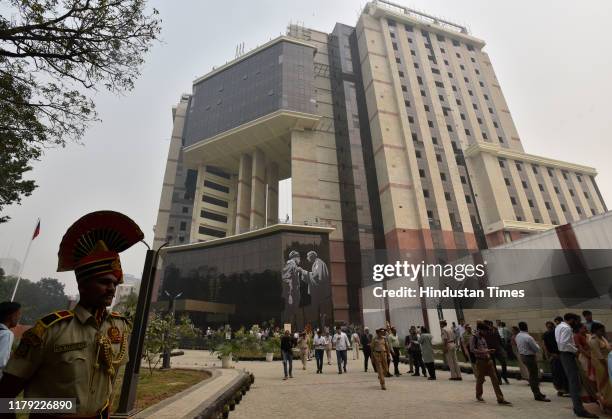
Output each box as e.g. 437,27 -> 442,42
515,322 -> 549,402
555,313 -> 598,418
0,302 -> 21,379
332,326 -> 350,374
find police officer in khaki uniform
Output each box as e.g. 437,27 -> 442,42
371,328 -> 391,390
0,211 -> 143,419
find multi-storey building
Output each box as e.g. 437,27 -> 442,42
153,0 -> 606,330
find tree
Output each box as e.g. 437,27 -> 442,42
113,290 -> 138,320
0,276 -> 69,323
142,312 -> 200,374
0,0 -> 161,222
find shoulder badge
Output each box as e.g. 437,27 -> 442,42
110,311 -> 131,324
40,310 -> 74,328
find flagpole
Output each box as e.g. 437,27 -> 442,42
11,218 -> 39,302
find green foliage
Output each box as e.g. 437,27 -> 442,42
142,312 -> 200,374
0,276 -> 69,324
112,290 -> 139,321
261,335 -> 280,354
0,0 -> 161,222
209,327 -> 263,360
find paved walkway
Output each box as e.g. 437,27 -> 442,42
165,350 -> 608,419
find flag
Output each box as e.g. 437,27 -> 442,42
32,219 -> 40,240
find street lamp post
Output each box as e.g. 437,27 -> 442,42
162,290 -> 183,369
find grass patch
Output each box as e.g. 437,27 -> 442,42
110,368 -> 211,414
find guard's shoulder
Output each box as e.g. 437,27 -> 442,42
39,310 -> 74,328
19,310 -> 74,349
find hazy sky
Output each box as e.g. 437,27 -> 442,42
1,0 -> 611,297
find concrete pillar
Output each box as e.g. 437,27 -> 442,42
266,162 -> 279,226
250,148 -> 266,229
235,154 -> 252,234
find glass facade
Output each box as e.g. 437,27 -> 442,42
158,230 -> 332,330
183,41 -> 316,147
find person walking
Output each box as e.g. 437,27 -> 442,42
360,327 -> 375,372
404,328 -> 415,373
281,330 -> 296,380
0,302 -> 21,379
407,326 -> 426,377
351,329 -> 361,360
332,326 -> 350,374
313,329 -> 326,374
483,320 -> 510,384
543,320 -> 569,397
371,328 -> 391,390
556,313 -> 599,418
419,326 -> 436,380
515,322 -> 550,402
324,329 -> 333,365
589,322 -> 612,413
461,324 -> 478,377
297,332 -> 309,370
387,327 -> 402,376
511,325 -> 530,381
470,323 -> 511,405
440,320 -> 462,380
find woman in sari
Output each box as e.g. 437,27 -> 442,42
589,322 -> 612,413
575,323 -> 598,403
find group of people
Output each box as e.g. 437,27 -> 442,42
278,312 -> 610,418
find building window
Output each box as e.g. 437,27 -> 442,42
424,104 -> 430,112
504,178 -> 510,186
584,191 -> 589,199
204,180 -> 230,193
405,100 -> 411,107
412,133 -> 418,141
562,171 -> 568,180
539,184 -> 544,192
206,166 -> 230,179
521,180 -> 528,188
396,57 -> 401,63
517,216 -> 523,221
435,81 -> 444,88
516,162 -> 522,171
428,120 -> 434,128
392,42 -> 398,51
421,90 -> 426,97
447,124 -> 453,132
408,115 -> 414,123
548,168 -> 554,177
576,206 -> 582,215
201,210 -> 228,223
416,150 -> 422,158
460,176 -> 467,184
423,189 -> 430,198
414,62 -> 419,69
545,202 -> 551,210
465,195 -> 472,203
202,194 -> 228,208
182,206 -> 189,214
475,69 -> 480,75
465,128 -> 470,136
528,199 -> 534,208
419,169 -> 426,178
432,137 -> 438,144
432,68 -> 440,74
179,221 -> 187,231
445,192 -> 451,201
198,226 -> 226,238
456,99 -> 462,105
472,103 -> 478,110
436,154 -> 442,162
498,159 -> 505,168
460,113 -> 465,120
398,71 -> 404,77
440,172 -> 447,181
554,186 -> 560,194
482,132 -> 488,140
569,189 -> 575,197
560,204 -> 567,212
510,196 -> 517,205
401,85 -> 408,92
390,32 -> 396,38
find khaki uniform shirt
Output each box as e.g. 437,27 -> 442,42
441,327 -> 456,347
5,304 -> 130,415
371,336 -> 390,353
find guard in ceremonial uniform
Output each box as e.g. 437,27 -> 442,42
0,211 -> 143,419
371,328 -> 391,390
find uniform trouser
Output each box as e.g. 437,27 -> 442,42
352,342 -> 360,359
475,359 -> 504,402
282,349 -> 293,377
336,349 -> 348,372
425,362 -> 436,378
491,348 -> 508,381
315,348 -> 324,372
549,355 -> 569,392
411,351 -> 426,376
372,351 -> 388,387
363,348 -> 374,371
300,349 -> 307,368
521,354 -> 545,399
445,343 -> 462,378
559,351 -> 586,414
391,347 -> 401,375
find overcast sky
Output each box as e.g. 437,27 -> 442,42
1,0 -> 611,297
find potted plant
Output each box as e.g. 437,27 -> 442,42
262,335 -> 280,362
215,340 -> 239,368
